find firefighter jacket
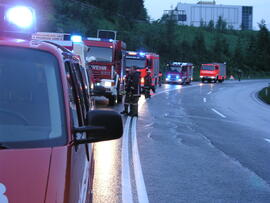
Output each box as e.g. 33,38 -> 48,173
125,71 -> 141,96
144,74 -> 152,87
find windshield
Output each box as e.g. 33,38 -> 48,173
0,46 -> 66,148
169,66 -> 182,72
201,65 -> 215,71
126,59 -> 146,69
86,46 -> 113,62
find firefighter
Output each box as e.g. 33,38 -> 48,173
158,71 -> 163,87
144,69 -> 152,99
237,69 -> 242,81
121,66 -> 141,117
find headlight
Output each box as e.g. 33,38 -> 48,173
211,76 -> 215,79
104,81 -> 112,87
96,83 -> 101,86
200,76 -> 203,78
6,6 -> 35,28
178,79 -> 182,82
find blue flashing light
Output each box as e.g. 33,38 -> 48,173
139,52 -> 146,57
109,39 -> 114,42
6,6 -> 35,28
71,35 -> 82,43
176,75 -> 180,79
167,75 -> 171,79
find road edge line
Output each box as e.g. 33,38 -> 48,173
131,117 -> 149,203
121,116 -> 133,203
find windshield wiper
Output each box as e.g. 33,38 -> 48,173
0,143 -> 9,149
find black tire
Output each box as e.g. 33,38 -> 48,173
108,95 -> 116,106
201,79 -> 205,83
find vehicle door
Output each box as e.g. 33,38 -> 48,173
65,60 -> 92,203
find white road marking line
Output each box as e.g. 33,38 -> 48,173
265,138 -> 270,144
211,108 -> 226,118
131,118 -> 149,203
203,97 -> 207,103
121,117 -> 133,203
207,91 -> 212,95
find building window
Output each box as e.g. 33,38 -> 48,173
178,14 -> 187,21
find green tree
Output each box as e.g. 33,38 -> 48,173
215,16 -> 227,32
255,20 -> 270,71
192,32 -> 208,64
207,20 -> 215,32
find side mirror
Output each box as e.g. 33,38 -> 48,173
74,110 -> 123,144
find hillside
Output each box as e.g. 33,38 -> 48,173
6,0 -> 270,78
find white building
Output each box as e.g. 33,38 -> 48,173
164,1 -> 253,30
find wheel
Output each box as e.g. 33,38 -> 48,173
201,79 -> 205,83
108,95 -> 116,106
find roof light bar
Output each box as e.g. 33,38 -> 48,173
71,35 -> 82,43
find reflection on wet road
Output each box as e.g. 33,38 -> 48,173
92,139 -> 121,203
92,80 -> 270,203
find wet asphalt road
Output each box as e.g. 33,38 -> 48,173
93,79 -> 270,203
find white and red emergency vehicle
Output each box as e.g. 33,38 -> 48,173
165,62 -> 193,85
84,37 -> 126,105
0,4 -> 123,203
125,51 -> 160,87
32,32 -> 94,96
200,63 -> 227,83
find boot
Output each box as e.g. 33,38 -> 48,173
121,104 -> 129,115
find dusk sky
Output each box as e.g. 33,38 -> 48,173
144,0 -> 270,30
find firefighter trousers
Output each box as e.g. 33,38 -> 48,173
124,94 -> 139,116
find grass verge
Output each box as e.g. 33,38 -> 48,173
258,87 -> 270,105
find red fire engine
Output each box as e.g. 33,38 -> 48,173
165,62 -> 194,85
125,51 -> 160,87
200,63 -> 227,83
84,37 -> 126,105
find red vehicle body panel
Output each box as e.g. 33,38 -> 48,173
0,38 -> 93,203
146,53 -> 160,86
125,51 -> 160,86
200,63 -> 227,80
165,62 -> 193,84
0,148 -> 52,202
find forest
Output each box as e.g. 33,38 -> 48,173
7,0 -> 270,78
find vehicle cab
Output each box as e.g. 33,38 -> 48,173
165,62 -> 193,85
0,4 -> 123,203
200,63 -> 226,83
84,37 -> 126,105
